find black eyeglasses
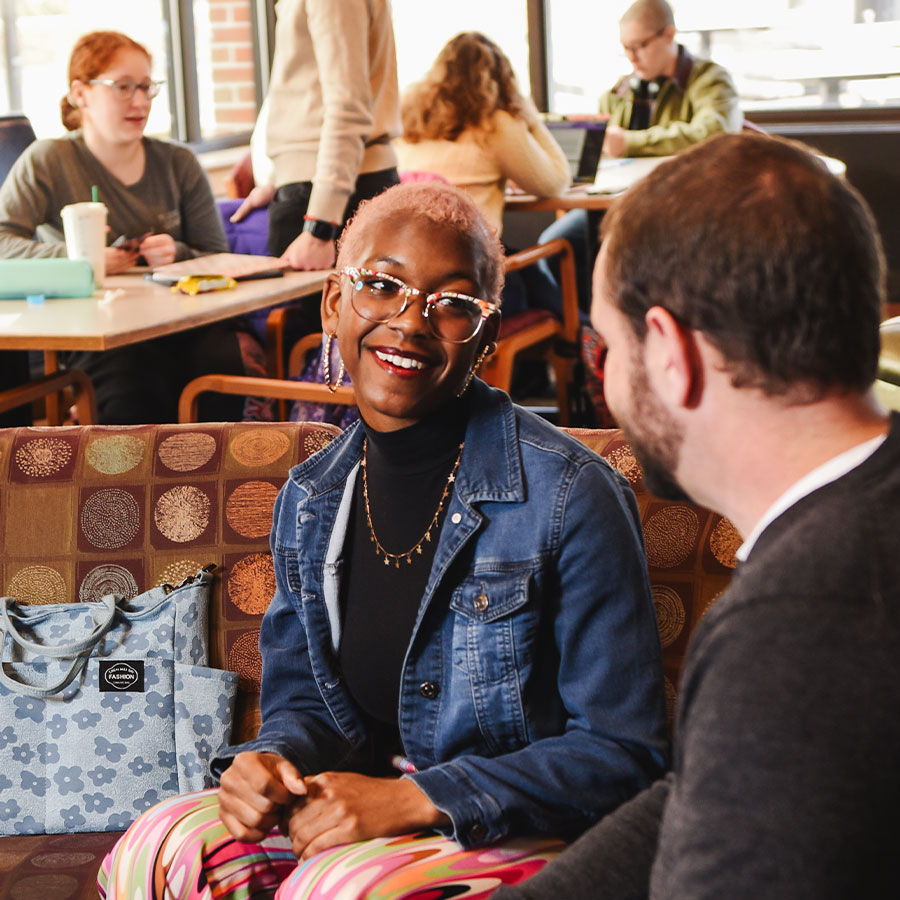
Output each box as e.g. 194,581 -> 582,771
342,267 -> 499,344
88,78 -> 164,101
622,28 -> 665,56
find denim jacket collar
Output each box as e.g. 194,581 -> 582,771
287,380 -> 525,506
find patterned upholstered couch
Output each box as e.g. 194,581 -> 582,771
0,421 -> 739,899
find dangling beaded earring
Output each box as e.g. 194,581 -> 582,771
457,341 -> 497,398
323,332 -> 346,393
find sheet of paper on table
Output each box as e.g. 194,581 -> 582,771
151,252 -> 289,283
588,156 -> 671,195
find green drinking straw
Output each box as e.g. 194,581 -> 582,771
91,185 -> 99,203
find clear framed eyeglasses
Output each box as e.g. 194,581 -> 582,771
88,78 -> 164,101
341,267 -> 499,344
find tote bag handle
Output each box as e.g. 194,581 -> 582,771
0,594 -> 117,698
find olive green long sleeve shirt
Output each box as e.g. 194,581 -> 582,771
599,46 -> 742,157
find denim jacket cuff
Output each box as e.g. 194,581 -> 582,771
407,764 -> 505,847
210,737 -> 309,781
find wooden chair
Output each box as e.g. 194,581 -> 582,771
0,369 -> 97,424
0,114 -> 40,423
181,239 -> 581,425
178,372 -> 354,423
481,238 -> 581,425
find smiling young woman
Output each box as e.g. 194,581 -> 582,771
0,32 -> 266,423
99,182 -> 668,900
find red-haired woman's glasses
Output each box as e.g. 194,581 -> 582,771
88,78 -> 164,101
342,267 -> 499,344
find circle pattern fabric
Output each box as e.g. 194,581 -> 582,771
85,435 -> 145,475
154,486 -> 211,543
81,489 -> 140,550
158,433 -> 217,472
16,438 -> 73,478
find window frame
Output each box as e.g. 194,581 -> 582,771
527,1 -> 900,128
164,0 -> 275,152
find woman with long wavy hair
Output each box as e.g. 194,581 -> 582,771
397,32 -> 570,244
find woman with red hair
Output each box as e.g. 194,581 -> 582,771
0,30 -> 259,424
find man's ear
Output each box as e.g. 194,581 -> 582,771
643,305 -> 702,409
320,272 -> 343,334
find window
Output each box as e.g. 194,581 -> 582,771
0,0 -> 269,144
391,0 -> 531,98
192,0 -> 262,140
0,1 -> 171,139
546,0 -> 900,114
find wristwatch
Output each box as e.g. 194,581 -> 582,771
302,217 -> 341,242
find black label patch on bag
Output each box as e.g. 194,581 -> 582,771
99,660 -> 145,692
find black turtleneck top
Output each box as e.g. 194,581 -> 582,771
339,396 -> 469,741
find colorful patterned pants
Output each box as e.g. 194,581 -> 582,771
98,789 -> 564,899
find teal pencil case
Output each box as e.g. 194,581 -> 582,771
0,258 -> 95,299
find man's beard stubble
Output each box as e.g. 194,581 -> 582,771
621,351 -> 692,504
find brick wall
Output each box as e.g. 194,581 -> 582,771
206,0 -> 257,133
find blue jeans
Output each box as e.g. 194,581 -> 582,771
537,209 -> 600,321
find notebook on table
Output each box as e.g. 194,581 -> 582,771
588,156 -> 671,195
150,252 -> 289,285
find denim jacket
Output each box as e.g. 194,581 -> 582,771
215,382 -> 667,846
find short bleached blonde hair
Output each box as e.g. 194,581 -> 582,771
337,182 -> 505,303
620,0 -> 675,32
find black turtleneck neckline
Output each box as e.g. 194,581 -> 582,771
339,393 -> 471,738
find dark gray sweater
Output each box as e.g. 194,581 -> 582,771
497,413 -> 900,899
0,130 -> 227,262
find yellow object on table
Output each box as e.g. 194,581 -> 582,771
172,275 -> 237,295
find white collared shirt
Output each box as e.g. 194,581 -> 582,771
736,433 -> 888,562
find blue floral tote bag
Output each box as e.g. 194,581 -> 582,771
0,567 -> 238,834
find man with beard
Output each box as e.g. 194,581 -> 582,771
494,132 -> 899,898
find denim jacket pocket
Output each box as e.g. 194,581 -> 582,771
449,567 -> 538,753
280,547 -> 304,596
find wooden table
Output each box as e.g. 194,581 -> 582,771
0,269 -> 327,354
505,183 -> 618,213
0,268 -> 328,422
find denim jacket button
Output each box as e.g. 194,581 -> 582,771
469,822 -> 487,842
418,680 -> 440,699
451,512 -> 462,524
474,592 -> 489,612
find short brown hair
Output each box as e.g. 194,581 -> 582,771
62,31 -> 151,131
337,182 -> 505,303
600,132 -> 885,396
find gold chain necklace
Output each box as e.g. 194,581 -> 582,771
361,438 -> 464,568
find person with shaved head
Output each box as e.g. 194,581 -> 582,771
540,0 -> 743,315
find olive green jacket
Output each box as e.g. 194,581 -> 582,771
599,45 -> 742,157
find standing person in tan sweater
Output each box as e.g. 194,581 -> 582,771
260,0 -> 402,270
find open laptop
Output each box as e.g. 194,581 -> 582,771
545,118 -> 608,183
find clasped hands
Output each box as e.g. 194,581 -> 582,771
105,232 -> 177,274
218,751 -> 449,861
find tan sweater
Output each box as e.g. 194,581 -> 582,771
395,108 -> 570,236
266,0 -> 401,223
